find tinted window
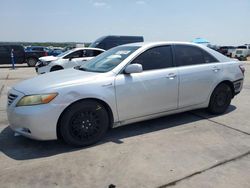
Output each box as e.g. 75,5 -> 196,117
175,45 -> 206,66
11,46 -> 24,54
93,50 -> 103,56
33,47 -> 44,51
202,50 -> 218,63
105,40 -> 119,50
64,50 -> 83,59
0,46 -> 9,54
132,45 -> 173,71
85,50 -> 103,57
89,36 -> 144,50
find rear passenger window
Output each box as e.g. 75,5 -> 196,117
132,45 -> 173,71
174,45 -> 205,66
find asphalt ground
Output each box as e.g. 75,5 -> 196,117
0,62 -> 250,188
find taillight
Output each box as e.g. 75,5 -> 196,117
44,51 -> 48,56
239,65 -> 245,75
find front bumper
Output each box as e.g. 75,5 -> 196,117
35,61 -> 50,74
7,89 -> 65,140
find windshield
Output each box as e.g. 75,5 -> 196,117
79,46 -> 140,73
89,36 -> 106,48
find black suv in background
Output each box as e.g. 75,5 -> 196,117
0,44 -> 49,66
24,46 -> 49,66
0,45 -> 25,65
89,35 -> 144,50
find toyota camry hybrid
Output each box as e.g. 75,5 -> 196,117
7,42 -> 245,146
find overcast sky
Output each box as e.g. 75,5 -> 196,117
0,0 -> 249,45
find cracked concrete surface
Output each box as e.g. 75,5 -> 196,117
0,63 -> 250,188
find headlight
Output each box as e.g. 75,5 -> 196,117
43,61 -> 52,66
16,93 -> 58,106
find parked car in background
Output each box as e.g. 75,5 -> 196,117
0,44 -> 26,65
231,45 -> 250,60
7,42 -> 244,146
218,46 -> 236,57
89,35 -> 144,50
48,48 -> 64,56
36,47 -> 105,74
24,46 -> 50,66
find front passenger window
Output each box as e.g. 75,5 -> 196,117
132,45 -> 173,71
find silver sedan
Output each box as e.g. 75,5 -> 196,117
7,42 -> 244,146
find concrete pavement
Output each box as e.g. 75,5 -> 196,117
0,63 -> 250,188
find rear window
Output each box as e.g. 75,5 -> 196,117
89,36 -> 143,50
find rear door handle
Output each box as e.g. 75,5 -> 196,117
166,73 -> 177,79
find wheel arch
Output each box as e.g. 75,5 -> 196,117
211,80 -> 235,99
50,65 -> 64,72
27,56 -> 38,60
56,98 -> 114,140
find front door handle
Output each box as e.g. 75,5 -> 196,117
212,66 -> 221,72
166,73 -> 177,79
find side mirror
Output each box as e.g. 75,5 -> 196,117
124,64 -> 143,74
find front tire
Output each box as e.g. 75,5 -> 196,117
59,100 -> 109,146
208,83 -> 232,114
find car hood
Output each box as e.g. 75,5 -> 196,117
13,68 -> 105,94
39,56 -> 59,62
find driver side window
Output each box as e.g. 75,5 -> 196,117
131,45 -> 173,71
64,50 -> 83,59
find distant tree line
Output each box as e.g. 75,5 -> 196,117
0,42 -> 91,48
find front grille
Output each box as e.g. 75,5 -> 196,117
8,93 -> 18,106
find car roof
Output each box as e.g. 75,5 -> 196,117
27,46 -> 47,48
122,41 -> 231,63
122,41 -> 204,48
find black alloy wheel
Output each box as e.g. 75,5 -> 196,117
208,83 -> 232,114
60,100 -> 109,146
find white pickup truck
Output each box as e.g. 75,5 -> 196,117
232,45 -> 250,60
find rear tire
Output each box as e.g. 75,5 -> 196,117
59,100 -> 109,146
50,66 -> 63,72
208,83 -> 232,114
27,58 -> 37,67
